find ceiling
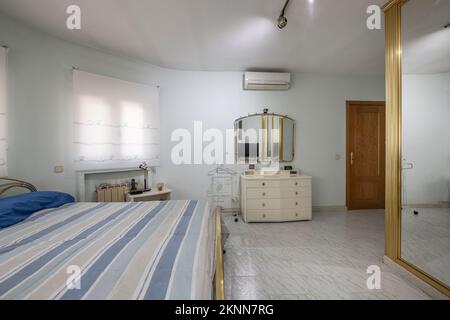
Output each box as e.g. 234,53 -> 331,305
0,0 -> 389,74
0,0 -> 397,74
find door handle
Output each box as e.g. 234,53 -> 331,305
350,152 -> 354,165
402,162 -> 414,170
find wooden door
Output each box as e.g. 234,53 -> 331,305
346,101 -> 385,210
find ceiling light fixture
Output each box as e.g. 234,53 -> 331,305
277,0 -> 291,29
444,22 -> 450,29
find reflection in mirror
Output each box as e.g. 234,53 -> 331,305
235,113 -> 295,164
401,0 -> 450,287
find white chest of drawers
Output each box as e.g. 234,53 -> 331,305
240,173 -> 312,223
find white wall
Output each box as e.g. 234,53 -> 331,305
159,71 -> 385,206
402,73 -> 450,205
0,13 -> 385,206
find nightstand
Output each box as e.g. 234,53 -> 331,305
126,188 -> 172,202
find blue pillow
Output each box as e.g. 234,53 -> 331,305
0,192 -> 75,228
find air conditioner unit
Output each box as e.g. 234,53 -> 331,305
243,72 -> 291,91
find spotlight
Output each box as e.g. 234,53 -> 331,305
277,0 -> 290,29
444,22 -> 450,29
277,16 -> 288,29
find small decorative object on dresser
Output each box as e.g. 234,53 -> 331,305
240,171 -> 312,223
156,182 -> 165,191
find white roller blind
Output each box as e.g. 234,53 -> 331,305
0,47 -> 7,177
73,70 -> 160,170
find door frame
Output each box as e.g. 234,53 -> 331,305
346,100 -> 386,210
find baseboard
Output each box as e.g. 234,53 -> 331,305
312,205 -> 348,213
383,256 -> 448,300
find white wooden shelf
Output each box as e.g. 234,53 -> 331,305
126,188 -> 172,202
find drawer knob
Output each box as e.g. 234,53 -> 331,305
295,182 -> 298,186
296,213 -> 299,217
263,214 -> 266,218
262,182 -> 266,186
295,191 -> 299,195
295,202 -> 299,206
262,203 -> 266,207
262,192 -> 266,196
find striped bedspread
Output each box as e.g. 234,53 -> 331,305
0,200 -> 215,300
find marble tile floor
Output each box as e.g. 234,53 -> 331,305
222,210 -> 440,300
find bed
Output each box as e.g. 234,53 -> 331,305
0,179 -> 224,300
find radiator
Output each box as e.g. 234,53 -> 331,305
96,184 -> 128,202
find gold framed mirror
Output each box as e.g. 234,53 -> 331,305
383,0 -> 450,297
234,113 -> 295,164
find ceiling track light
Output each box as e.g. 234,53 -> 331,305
277,0 -> 291,29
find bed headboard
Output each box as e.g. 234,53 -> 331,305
0,178 -> 37,196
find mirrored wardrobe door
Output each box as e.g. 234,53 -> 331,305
400,0 -> 450,287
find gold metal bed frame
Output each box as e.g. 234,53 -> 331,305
0,178 -> 37,196
215,207 -> 225,300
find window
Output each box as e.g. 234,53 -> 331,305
0,47 -> 7,177
72,70 -> 160,170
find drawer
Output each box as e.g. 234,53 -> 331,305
281,187 -> 311,199
282,209 -> 312,221
247,199 -> 280,210
281,198 -> 310,209
281,179 -> 311,189
247,188 -> 280,199
246,180 -> 281,189
246,211 -> 281,222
